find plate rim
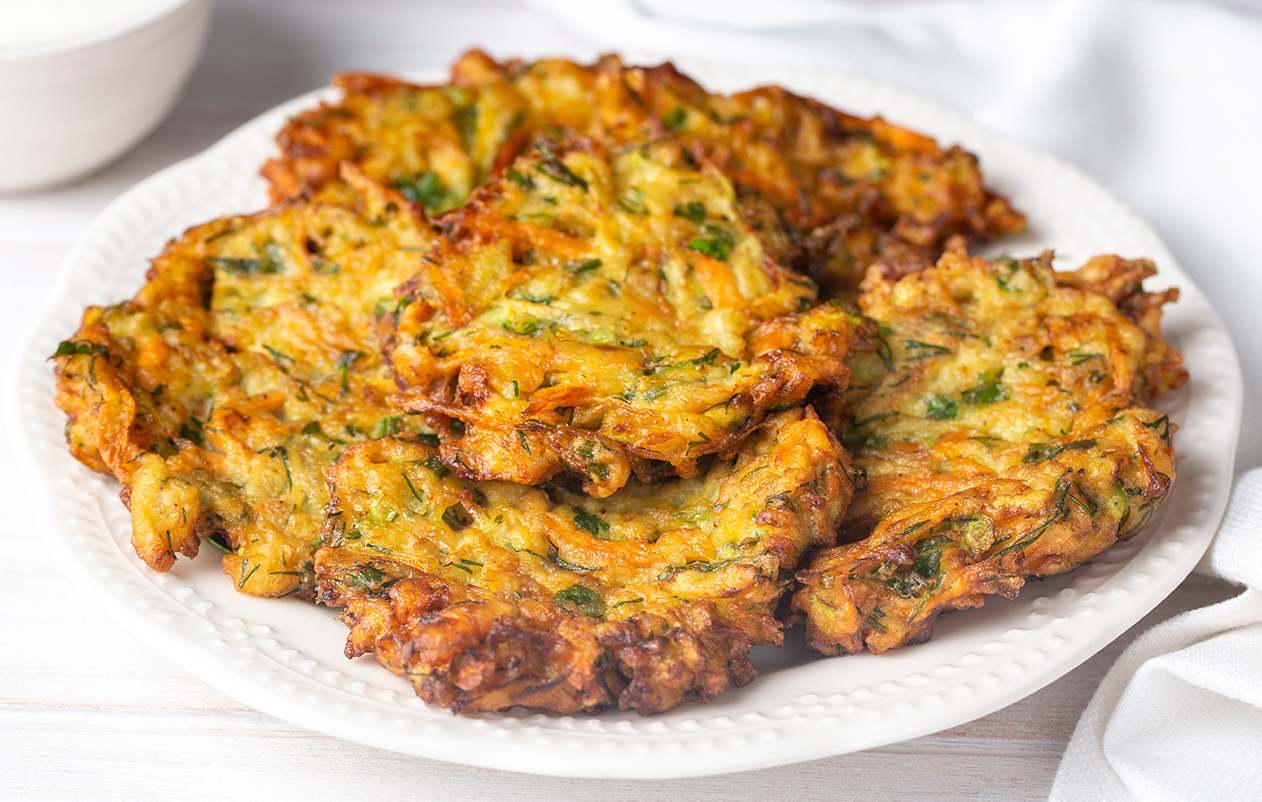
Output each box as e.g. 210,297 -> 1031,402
8,59 -> 1244,779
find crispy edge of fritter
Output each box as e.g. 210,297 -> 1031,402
53,240 -> 228,571
395,302 -> 872,498
856,239 -> 1187,404
314,409 -> 854,715
1054,252 -> 1186,401
792,409 -> 1176,655
52,302 -> 263,573
790,244 -> 1185,655
261,72 -> 434,204
260,50 -> 1027,297
622,58 -> 1027,241
260,51 -> 602,208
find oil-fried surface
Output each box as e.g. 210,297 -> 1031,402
261,53 -> 603,210
316,409 -> 855,714
263,50 -> 1026,296
50,47 -> 1189,718
594,59 -> 1028,295
389,137 -> 872,496
792,244 -> 1187,654
52,171 -> 441,597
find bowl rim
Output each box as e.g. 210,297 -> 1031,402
0,0 -> 205,63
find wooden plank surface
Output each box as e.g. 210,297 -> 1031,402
0,2 -> 1242,798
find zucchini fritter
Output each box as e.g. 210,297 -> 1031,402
263,50 -> 1026,295
261,53 -> 602,211
315,409 -> 855,715
593,58 -> 1028,294
52,170 -> 441,597
792,243 -> 1187,654
388,136 -> 871,496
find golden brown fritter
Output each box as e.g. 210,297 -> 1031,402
387,136 -> 871,496
52,169 -> 442,597
792,243 -> 1186,655
263,50 -> 1026,296
594,59 -> 1028,294
261,53 -> 603,210
315,408 -> 855,715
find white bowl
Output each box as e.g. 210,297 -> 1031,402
0,0 -> 213,193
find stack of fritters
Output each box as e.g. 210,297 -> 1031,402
263,50 -> 1027,296
52,51 -> 1186,717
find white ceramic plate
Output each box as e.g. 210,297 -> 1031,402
10,62 -> 1242,779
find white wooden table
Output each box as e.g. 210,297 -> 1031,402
0,2 -> 1246,799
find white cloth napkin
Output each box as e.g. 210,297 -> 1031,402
1054,467 -> 1262,799
527,0 -> 1262,797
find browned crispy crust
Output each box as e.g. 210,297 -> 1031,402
315,410 -> 854,715
1055,253 -> 1186,401
51,169 -> 443,596
263,50 -> 1026,296
615,61 -> 1027,291
321,571 -> 756,715
792,244 -> 1185,655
